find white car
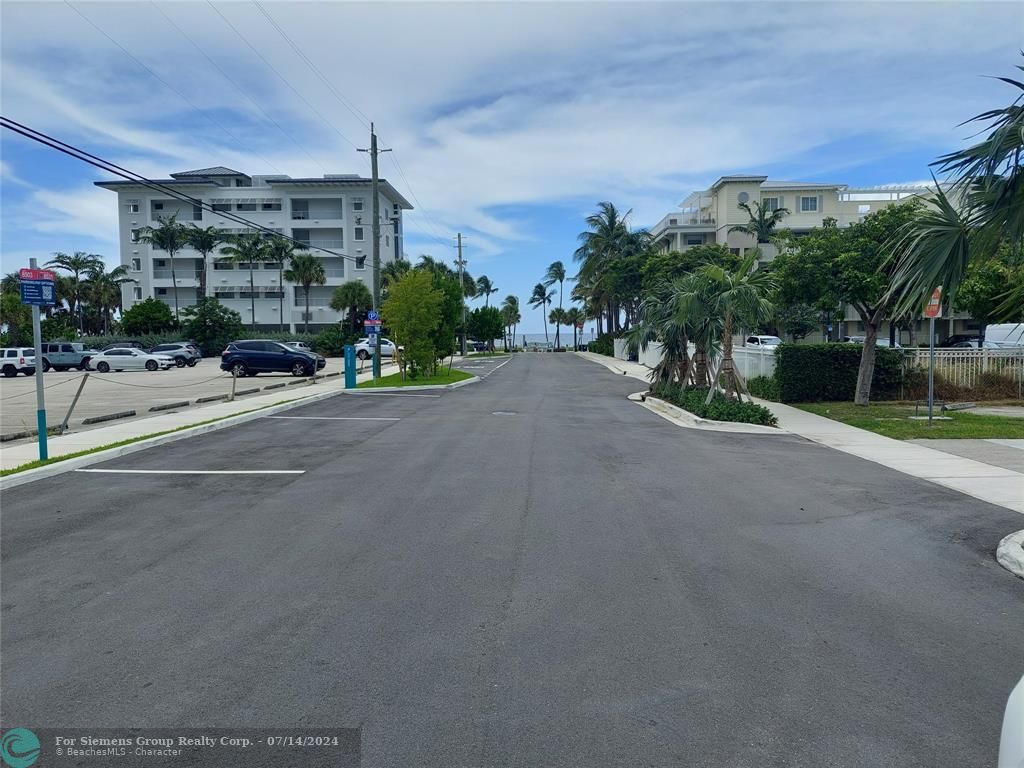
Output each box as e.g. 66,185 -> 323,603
1000,674 -> 1024,767
90,348 -> 176,372
1,347 -> 36,377
745,335 -> 783,350
286,341 -> 313,352
354,337 -> 401,360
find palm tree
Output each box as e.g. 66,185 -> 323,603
283,253 -> 326,334
574,202 -> 632,333
501,294 -> 520,351
728,200 -> 790,244
186,225 -> 226,300
476,275 -> 498,306
218,233 -> 268,331
548,307 -> 570,349
330,280 -> 374,335
688,251 -> 777,401
529,282 -> 556,343
382,258 -> 411,297
45,251 -> 102,331
564,306 -> 584,350
85,264 -> 134,335
138,215 -> 188,322
544,260 -> 567,345
625,284 -> 692,390
264,235 -> 308,332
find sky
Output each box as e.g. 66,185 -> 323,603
1,0 -> 1022,332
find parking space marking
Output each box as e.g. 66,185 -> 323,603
75,469 -> 305,475
266,416 -> 400,421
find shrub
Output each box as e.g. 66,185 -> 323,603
775,343 -> 905,402
747,375 -> 781,401
180,298 -> 244,358
588,333 -> 615,356
312,325 -> 360,357
120,298 -> 177,335
904,368 -> 1020,401
651,384 -> 778,427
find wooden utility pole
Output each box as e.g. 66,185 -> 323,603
359,123 -> 391,379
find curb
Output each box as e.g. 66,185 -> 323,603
634,393 -> 786,435
149,401 -> 190,412
82,410 -> 136,425
997,529 -> 1024,580
344,376 -> 481,393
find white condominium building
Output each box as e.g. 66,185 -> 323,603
96,167 -> 412,332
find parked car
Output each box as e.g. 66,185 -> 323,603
220,340 -> 326,377
285,341 -> 313,352
939,333 -> 980,348
354,337 -> 402,360
1001,674 -> 1024,768
745,335 -> 783,350
150,342 -> 202,367
875,338 -> 902,348
39,341 -> 96,371
1,347 -> 36,377
100,341 -> 148,352
90,348 -> 176,372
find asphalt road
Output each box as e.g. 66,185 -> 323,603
3,353 -> 1023,767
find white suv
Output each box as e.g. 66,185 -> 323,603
354,337 -> 402,360
1,347 -> 37,377
745,335 -> 783,351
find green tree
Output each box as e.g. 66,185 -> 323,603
264,235 -> 308,332
180,297 -> 244,356
543,260 -> 567,344
467,306 -> 504,351
548,307 -> 569,349
529,282 -> 556,342
120,297 -> 177,335
45,250 -> 103,331
382,258 -> 411,297
776,303 -> 821,342
729,200 -> 790,244
283,253 -> 327,334
564,306 -> 584,350
85,264 -> 133,335
382,269 -> 443,377
501,294 -> 521,351
475,275 -> 498,307
574,202 -> 631,334
138,216 -> 188,322
218,233 -> 268,331
0,291 -> 32,346
185,225 -> 226,299
625,283 -> 693,390
330,280 -> 374,335
955,245 -> 1024,343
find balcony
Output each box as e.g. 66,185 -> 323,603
153,269 -> 203,280
297,239 -> 345,249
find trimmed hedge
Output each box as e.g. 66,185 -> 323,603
652,384 -> 778,427
775,343 -> 905,402
747,375 -> 781,401
588,333 -> 615,356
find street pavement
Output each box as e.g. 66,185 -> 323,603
2,353 -> 1023,767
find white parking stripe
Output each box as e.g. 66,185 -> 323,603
266,416 -> 400,421
75,469 -> 305,475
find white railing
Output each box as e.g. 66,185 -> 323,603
903,348 -> 1024,389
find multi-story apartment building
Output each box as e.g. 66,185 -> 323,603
647,175 -> 973,342
97,167 -> 412,332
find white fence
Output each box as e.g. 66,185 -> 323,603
903,348 -> 1024,390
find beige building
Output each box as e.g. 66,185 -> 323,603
648,175 -> 974,343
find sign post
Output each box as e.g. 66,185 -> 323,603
344,345 -> 356,389
923,287 -> 943,426
21,261 -> 57,460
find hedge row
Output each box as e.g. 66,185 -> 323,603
652,384 -> 778,426
746,375 -> 781,401
775,343 -> 904,402
587,333 -> 615,356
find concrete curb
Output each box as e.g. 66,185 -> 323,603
0,387 -> 350,491
82,410 -> 136,425
634,393 -> 786,435
149,401 -> 190,412
343,376 -> 481,393
997,529 -> 1024,580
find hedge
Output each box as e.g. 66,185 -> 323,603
588,333 -> 615,356
746,375 -> 781,401
652,384 -> 778,426
775,343 -> 905,402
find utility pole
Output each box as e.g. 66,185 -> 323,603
358,123 -> 390,380
455,233 -> 467,357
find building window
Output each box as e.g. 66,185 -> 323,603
762,197 -> 780,211
130,257 -> 141,271
237,203 -> 257,212
800,196 -> 818,212
352,198 -> 364,212
730,248 -> 740,256
858,204 -> 871,214
355,256 -> 366,270
127,201 -> 140,214
156,288 -> 167,296
385,235 -> 390,246
133,286 -> 143,301
393,203 -> 399,215
212,202 -> 230,212
214,261 -> 234,270
354,226 -> 364,241
153,202 -> 164,211
668,218 -> 678,226
685,236 -> 704,246
154,259 -> 166,268
130,229 -> 141,243
234,178 -> 252,187
193,204 -> 203,221
262,201 -> 282,211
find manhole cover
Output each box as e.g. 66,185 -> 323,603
492,411 -> 517,416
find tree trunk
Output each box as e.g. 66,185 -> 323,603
979,321 -> 988,346
304,286 -> 311,334
853,313 -> 881,406
170,254 -> 180,323
692,347 -> 709,388
249,265 -> 256,330
199,254 -> 208,300
278,264 -> 284,333
542,310 -> 548,342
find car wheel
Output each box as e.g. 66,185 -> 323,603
357,350 -> 369,360
175,357 -> 186,367
41,358 -> 51,372
24,369 -> 34,376
54,366 -> 67,372
96,361 -> 110,373
291,361 -> 310,377
2,365 -> 16,378
145,360 -> 158,371
230,361 -> 248,378
186,359 -> 197,367
80,357 -> 91,370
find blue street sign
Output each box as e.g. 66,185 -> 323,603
344,345 -> 356,389
366,325 -> 380,334
20,279 -> 56,306
367,310 -> 380,321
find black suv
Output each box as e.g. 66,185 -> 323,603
220,340 -> 326,377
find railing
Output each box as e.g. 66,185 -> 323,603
292,211 -> 343,220
152,270 -> 202,280
297,240 -> 345,249
291,211 -> 309,220
903,348 -> 1024,390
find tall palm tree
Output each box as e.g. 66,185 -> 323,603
186,225 -> 226,300
283,253 -> 326,334
382,258 -> 411,297
218,233 -> 267,331
529,282 -> 556,343
689,251 -> 777,401
544,260 -> 567,345
564,306 -> 584,350
574,202 -> 631,333
85,264 -> 134,335
330,280 -> 374,335
476,275 -> 498,306
501,294 -> 520,351
548,307 -> 569,349
138,215 -> 188,322
728,200 -> 790,244
264,235 -> 308,332
45,251 -> 102,332
625,284 -> 692,390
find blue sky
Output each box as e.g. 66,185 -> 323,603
2,1 -> 1022,332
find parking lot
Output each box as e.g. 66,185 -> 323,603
0,356 -> 356,441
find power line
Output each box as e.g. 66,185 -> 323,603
149,0 -> 329,175
63,0 -> 286,175
0,117 -> 367,267
203,0 -> 367,160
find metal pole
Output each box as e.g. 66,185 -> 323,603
30,257 -> 47,460
928,316 -> 935,425
229,368 -> 237,402
59,372 -> 89,435
456,233 -> 466,357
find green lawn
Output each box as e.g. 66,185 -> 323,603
466,351 -> 507,357
357,368 -> 474,388
796,401 -> 1024,440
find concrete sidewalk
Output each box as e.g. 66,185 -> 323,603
576,352 -> 1024,514
0,362 -> 397,474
